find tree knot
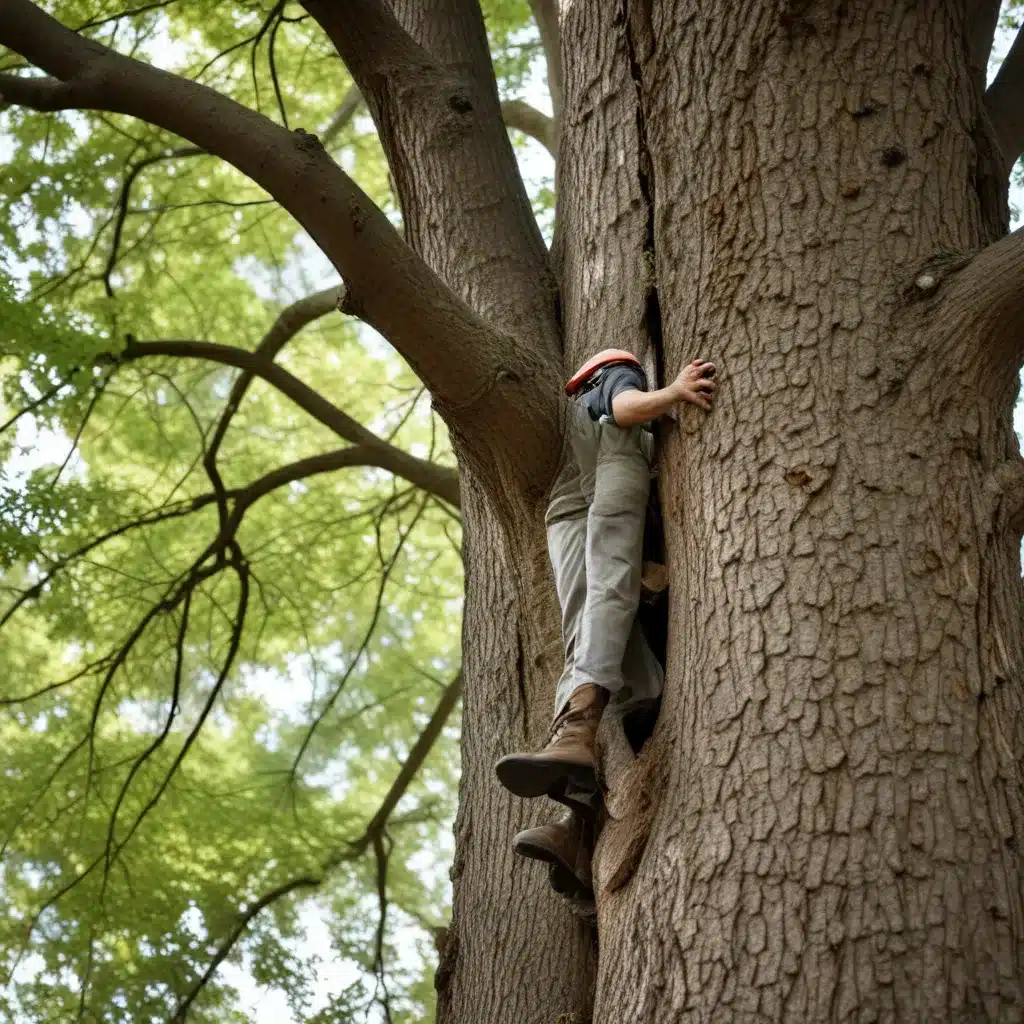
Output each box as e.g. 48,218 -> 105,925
447,92 -> 473,114
292,127 -> 324,154
903,249 -> 975,302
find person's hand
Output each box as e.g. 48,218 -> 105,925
671,359 -> 717,411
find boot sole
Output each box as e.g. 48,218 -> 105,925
495,754 -> 597,803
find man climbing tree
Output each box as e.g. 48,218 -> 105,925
1,1 -> 1024,1022
497,351 -> 716,899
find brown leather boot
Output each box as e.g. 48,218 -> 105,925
512,810 -> 592,898
495,684 -> 609,802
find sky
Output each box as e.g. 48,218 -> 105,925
2,7 -> 1023,1024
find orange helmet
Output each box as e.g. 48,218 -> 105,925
564,348 -> 643,396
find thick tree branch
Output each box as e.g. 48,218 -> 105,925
0,73 -> 79,109
970,1 -> 1004,91
120,338 -> 460,506
0,0 -> 508,407
239,446 -> 454,508
985,23 -> 1024,175
501,98 -> 557,157
527,0 -> 563,121
301,0 -> 558,344
299,0 -> 564,499
928,228 -> 1024,377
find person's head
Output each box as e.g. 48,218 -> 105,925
564,349 -> 642,395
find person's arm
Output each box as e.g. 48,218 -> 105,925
611,359 -> 717,426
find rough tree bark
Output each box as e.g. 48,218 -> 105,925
2,1 -> 1024,1022
589,3 -> 1024,1021
448,2 -> 1024,1022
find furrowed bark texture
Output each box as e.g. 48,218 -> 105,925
439,477 -> 595,1024
589,2 -> 1024,1021
311,4 -> 592,1019
556,0 -> 654,378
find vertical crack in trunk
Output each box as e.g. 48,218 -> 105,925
620,0 -> 663,386
515,626 -> 530,739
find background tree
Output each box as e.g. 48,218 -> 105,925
1,2 -> 1023,1024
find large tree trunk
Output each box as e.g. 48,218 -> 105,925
438,476 -> 596,1022
444,1 -> 1024,1022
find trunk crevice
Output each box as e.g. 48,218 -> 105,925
620,0 -> 664,386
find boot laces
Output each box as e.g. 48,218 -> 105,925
546,706 -> 591,744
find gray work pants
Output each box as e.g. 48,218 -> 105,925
546,401 -> 664,719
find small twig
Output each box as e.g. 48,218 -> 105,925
98,588 -> 193,899
248,0 -> 285,116
345,670 -> 462,859
168,873 -> 320,1023
371,833 -> 394,1024
73,0 -> 179,34
102,147 -> 206,297
48,375 -> 107,489
290,495 -> 430,776
0,377 -> 70,434
321,84 -> 362,148
267,6 -> 289,129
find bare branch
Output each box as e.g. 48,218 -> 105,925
371,833 -> 395,1024
267,8 -> 288,127
527,0 -> 563,121
169,874 -> 320,1024
104,146 -> 206,296
0,0 -> 509,407
321,83 -> 363,148
1,377 -> 71,434
202,284 -> 342,529
48,375 -> 107,488
249,1 -> 286,122
167,666 -> 462,1020
105,552 -> 250,878
291,494 -> 430,776
206,285 -> 342,467
986,23 -> 1024,175
0,441 -> 457,641
501,98 -> 556,157
0,497 -> 203,632
78,557 -> 228,828
347,670 -> 462,858
74,0 -> 180,35
97,586 -> 193,904
239,447 -> 419,505
120,338 -> 459,504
